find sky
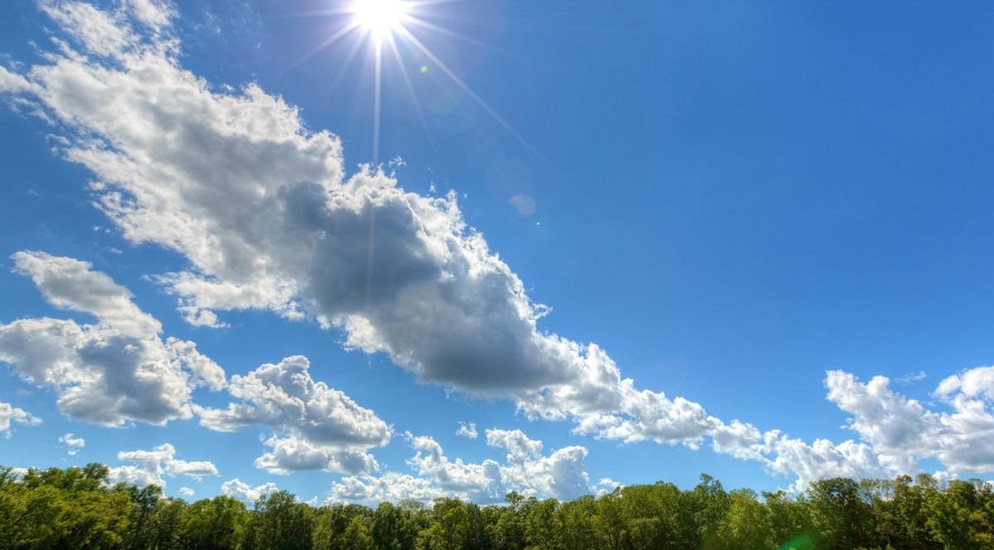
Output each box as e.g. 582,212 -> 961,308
2,0 -> 994,506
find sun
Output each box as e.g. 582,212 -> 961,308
305,0 -> 527,164
351,0 -> 408,41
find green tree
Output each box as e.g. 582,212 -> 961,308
180,495 -> 248,549
120,483 -> 164,550
557,495 -> 601,550
925,479 -> 994,549
524,497 -> 562,550
418,498 -> 471,550
806,477 -> 873,550
688,473 -> 731,548
763,489 -> 814,549
713,489 -> 773,550
373,501 -> 420,550
245,490 -> 314,550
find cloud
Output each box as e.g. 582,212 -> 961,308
0,402 -> 41,436
59,432 -> 85,455
11,251 -> 161,337
0,252 -> 225,426
331,429 -> 593,504
936,366 -> 994,401
829,368 -> 994,474
195,355 -> 389,475
328,471 -> 446,506
220,478 -> 279,505
897,370 -> 927,385
108,442 -> 218,488
178,486 -> 195,498
710,367 -> 994,490
485,428 -> 543,462
253,435 -> 381,475
764,435 -> 890,492
124,0 -> 175,31
455,421 -> 477,439
824,370 -> 934,473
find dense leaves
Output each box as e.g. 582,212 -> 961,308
2,465 -> 993,548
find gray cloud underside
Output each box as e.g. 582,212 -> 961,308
0,251 -> 224,426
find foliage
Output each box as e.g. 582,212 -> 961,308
2,463 -> 993,549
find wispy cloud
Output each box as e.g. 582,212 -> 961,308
59,432 -> 85,455
0,402 -> 40,436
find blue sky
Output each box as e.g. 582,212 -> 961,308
2,0 -> 994,505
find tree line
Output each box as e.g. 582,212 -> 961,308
2,463 -> 993,549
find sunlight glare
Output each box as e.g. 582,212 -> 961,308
351,0 -> 408,40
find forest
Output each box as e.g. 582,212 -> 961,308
1,464 -> 993,549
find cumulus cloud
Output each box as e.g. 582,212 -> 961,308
328,471 -> 446,506
195,355 -> 389,475
703,368 -> 994,490
455,421 -> 477,439
828,368 -> 994,474
221,478 -> 279,504
59,432 -> 85,455
0,402 -> 41,436
9,0 -> 994,492
0,252 -> 225,426
178,486 -> 195,498
331,429 -> 592,504
108,442 -> 218,488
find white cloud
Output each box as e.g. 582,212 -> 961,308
897,370 -> 927,385
0,402 -> 41,436
0,66 -> 34,94
59,432 -> 85,455
328,471 -> 445,506
220,478 -> 279,505
936,365 -> 994,401
764,434 -> 890,492
195,355 -> 389,474
713,368 -> 994,490
829,368 -> 994,475
108,442 -> 218,488
485,428 -> 542,462
594,478 -> 622,496
455,421 -> 477,439
332,429 -> 594,504
710,419 -> 765,461
0,252 -> 225,426
106,464 -> 162,488
11,251 -> 161,337
825,370 -> 934,473
38,0 -> 137,59
125,0 -> 175,31
254,435 -> 380,475
178,486 -> 195,498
